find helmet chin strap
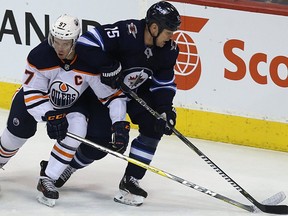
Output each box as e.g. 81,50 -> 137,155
148,24 -> 163,47
65,44 -> 75,60
63,38 -> 76,59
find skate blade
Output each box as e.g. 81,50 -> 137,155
114,190 -> 145,206
253,191 -> 286,212
36,193 -> 56,207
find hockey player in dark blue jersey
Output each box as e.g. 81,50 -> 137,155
56,1 -> 181,206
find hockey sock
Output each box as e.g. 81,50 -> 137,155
0,128 -> 27,165
68,145 -> 95,169
125,134 -> 160,179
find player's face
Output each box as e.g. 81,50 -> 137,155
156,29 -> 174,47
53,37 -> 74,60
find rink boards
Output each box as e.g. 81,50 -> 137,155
1,0 -> 288,152
1,81 -> 288,152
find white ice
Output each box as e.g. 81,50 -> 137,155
0,108 -> 287,216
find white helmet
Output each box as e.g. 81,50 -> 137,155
49,14 -> 81,45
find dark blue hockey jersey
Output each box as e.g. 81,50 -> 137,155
76,19 -> 179,109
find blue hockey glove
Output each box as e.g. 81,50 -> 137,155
154,107 -> 176,135
43,110 -> 68,141
111,121 -> 130,153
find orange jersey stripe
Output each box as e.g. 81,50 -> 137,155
27,61 -> 60,72
72,69 -> 99,76
25,95 -> 49,103
99,89 -> 123,103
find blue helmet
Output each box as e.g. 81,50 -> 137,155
146,1 -> 181,32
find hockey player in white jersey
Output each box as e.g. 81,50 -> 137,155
0,14 -> 129,207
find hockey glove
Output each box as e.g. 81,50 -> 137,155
43,110 -> 68,141
154,107 -> 176,135
111,121 -> 130,154
100,61 -> 122,89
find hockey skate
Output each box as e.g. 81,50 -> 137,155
114,175 -> 148,206
54,164 -> 76,188
39,160 -> 76,188
36,160 -> 59,207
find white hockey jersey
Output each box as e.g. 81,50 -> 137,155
22,40 -> 127,123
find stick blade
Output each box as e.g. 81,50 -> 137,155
254,192 -> 288,214
262,191 -> 286,205
261,205 -> 288,215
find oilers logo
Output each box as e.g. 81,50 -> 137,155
49,81 -> 79,108
122,67 -> 153,89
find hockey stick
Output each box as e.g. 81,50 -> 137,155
66,132 -> 284,213
121,85 -> 288,215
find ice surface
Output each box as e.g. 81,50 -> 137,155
0,108 -> 287,216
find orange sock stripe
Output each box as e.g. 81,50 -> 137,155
53,144 -> 74,159
0,148 -> 18,157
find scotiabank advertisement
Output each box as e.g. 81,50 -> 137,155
170,1 -> 288,123
1,0 -> 288,123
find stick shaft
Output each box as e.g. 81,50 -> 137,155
67,132 -> 257,212
124,88 -> 288,214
